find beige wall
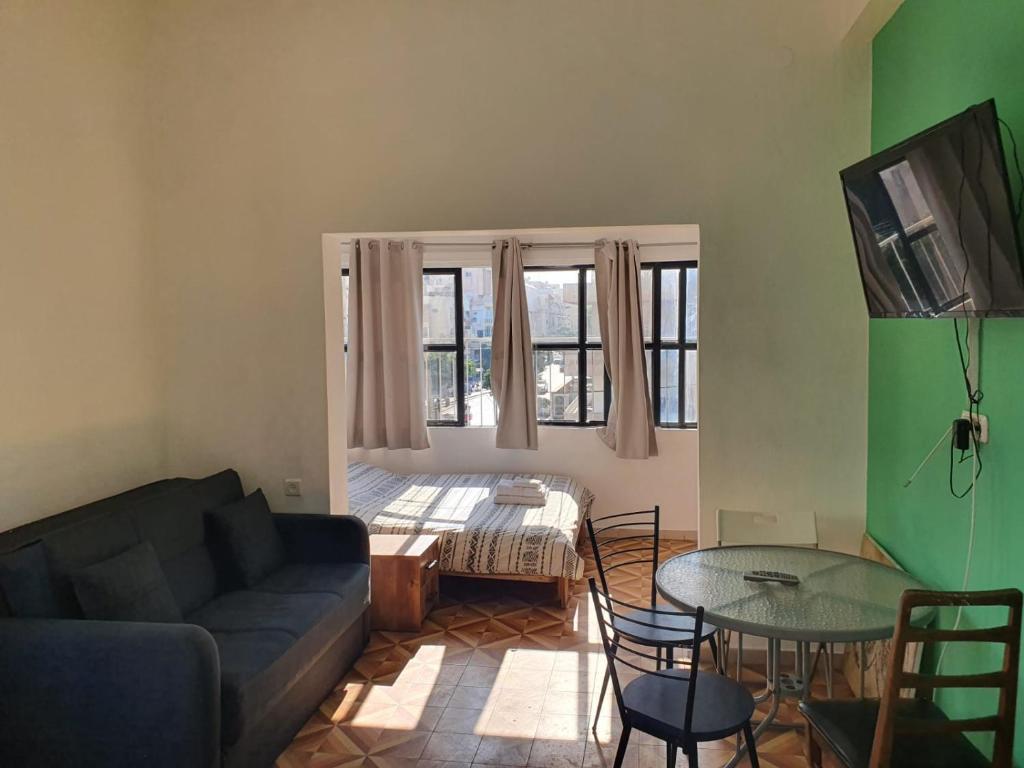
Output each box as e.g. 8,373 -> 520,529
0,1 -> 164,531
1,1 -> 875,547
146,0 -> 873,547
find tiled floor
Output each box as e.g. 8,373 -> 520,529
276,539 -> 851,768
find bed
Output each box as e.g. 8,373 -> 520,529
347,462 -> 594,606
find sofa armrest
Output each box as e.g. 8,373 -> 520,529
0,618 -> 220,768
273,513 -> 370,565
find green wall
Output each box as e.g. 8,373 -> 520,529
868,0 -> 1024,761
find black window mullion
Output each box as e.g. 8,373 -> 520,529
679,265 -> 688,429
454,269 -> 465,426
650,265 -> 662,425
577,267 -> 586,425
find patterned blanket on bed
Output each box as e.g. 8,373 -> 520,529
347,462 -> 593,579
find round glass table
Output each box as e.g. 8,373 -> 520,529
656,545 -> 930,767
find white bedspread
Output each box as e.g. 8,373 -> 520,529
347,462 -> 593,579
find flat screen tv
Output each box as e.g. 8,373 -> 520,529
841,99 -> 1024,318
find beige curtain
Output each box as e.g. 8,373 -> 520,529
594,239 -> 658,458
491,237 -> 538,450
346,238 -> 430,450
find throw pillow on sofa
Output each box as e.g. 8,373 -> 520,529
207,488 -> 285,587
71,541 -> 183,622
0,540 -> 63,618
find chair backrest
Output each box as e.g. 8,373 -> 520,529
588,578 -> 703,733
716,508 -> 819,548
871,588 -> 1023,768
586,508 -> 660,607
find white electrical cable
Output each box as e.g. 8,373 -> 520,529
902,424 -> 955,488
935,443 -> 978,674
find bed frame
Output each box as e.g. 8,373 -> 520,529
440,522 -> 585,609
442,571 -> 574,608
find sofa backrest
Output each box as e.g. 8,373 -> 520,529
0,470 -> 244,618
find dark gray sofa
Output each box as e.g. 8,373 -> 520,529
0,470 -> 370,768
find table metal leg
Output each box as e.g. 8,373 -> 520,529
801,641 -> 812,700
736,632 -> 744,683
859,641 -> 867,698
826,643 -> 834,698
727,637 -> 781,768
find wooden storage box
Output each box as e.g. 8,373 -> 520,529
369,534 -> 440,631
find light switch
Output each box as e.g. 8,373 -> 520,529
284,479 -> 302,497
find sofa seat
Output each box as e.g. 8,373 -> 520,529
186,564 -> 369,745
256,563 -> 369,602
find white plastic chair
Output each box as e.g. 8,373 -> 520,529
716,508 -> 818,549
715,508 -> 833,695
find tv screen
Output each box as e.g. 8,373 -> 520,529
841,99 -> 1024,318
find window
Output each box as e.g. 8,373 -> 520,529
422,270 -> 464,425
343,269 -> 465,427
341,261 -> 697,428
461,267 -> 497,427
640,263 -> 698,427
525,268 -> 606,425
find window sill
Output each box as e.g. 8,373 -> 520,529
425,423 -> 697,432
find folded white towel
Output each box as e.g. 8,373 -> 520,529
496,479 -> 547,495
509,478 -> 543,489
494,493 -> 547,507
494,479 -> 549,506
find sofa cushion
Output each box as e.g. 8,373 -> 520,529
1,470 -> 244,619
43,510 -> 141,617
0,541 -> 62,618
256,563 -> 371,604
71,541 -> 183,623
186,565 -> 369,745
0,478 -> 187,556
188,469 -> 246,515
207,490 -> 286,588
132,470 -> 243,614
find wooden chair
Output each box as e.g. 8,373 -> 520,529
587,508 -> 721,728
801,588 -> 1023,768
588,578 -> 760,768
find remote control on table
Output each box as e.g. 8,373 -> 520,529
743,570 -> 800,586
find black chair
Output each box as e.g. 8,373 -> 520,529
587,508 -> 721,727
589,579 -> 760,768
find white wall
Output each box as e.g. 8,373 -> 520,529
0,1 -> 164,531
139,1 -> 872,547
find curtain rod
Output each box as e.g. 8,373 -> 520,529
339,240 -> 695,249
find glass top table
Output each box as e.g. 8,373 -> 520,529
656,545 -> 931,768
655,545 -> 930,643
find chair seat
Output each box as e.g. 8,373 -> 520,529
612,608 -> 718,647
623,668 -> 754,742
799,698 -> 990,768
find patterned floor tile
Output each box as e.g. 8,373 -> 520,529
277,538 -> 853,768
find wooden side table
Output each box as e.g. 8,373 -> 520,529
369,534 -> 440,631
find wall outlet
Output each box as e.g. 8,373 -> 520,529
959,411 -> 989,444
284,478 -> 303,497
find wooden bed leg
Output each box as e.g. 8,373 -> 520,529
557,578 -> 571,609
